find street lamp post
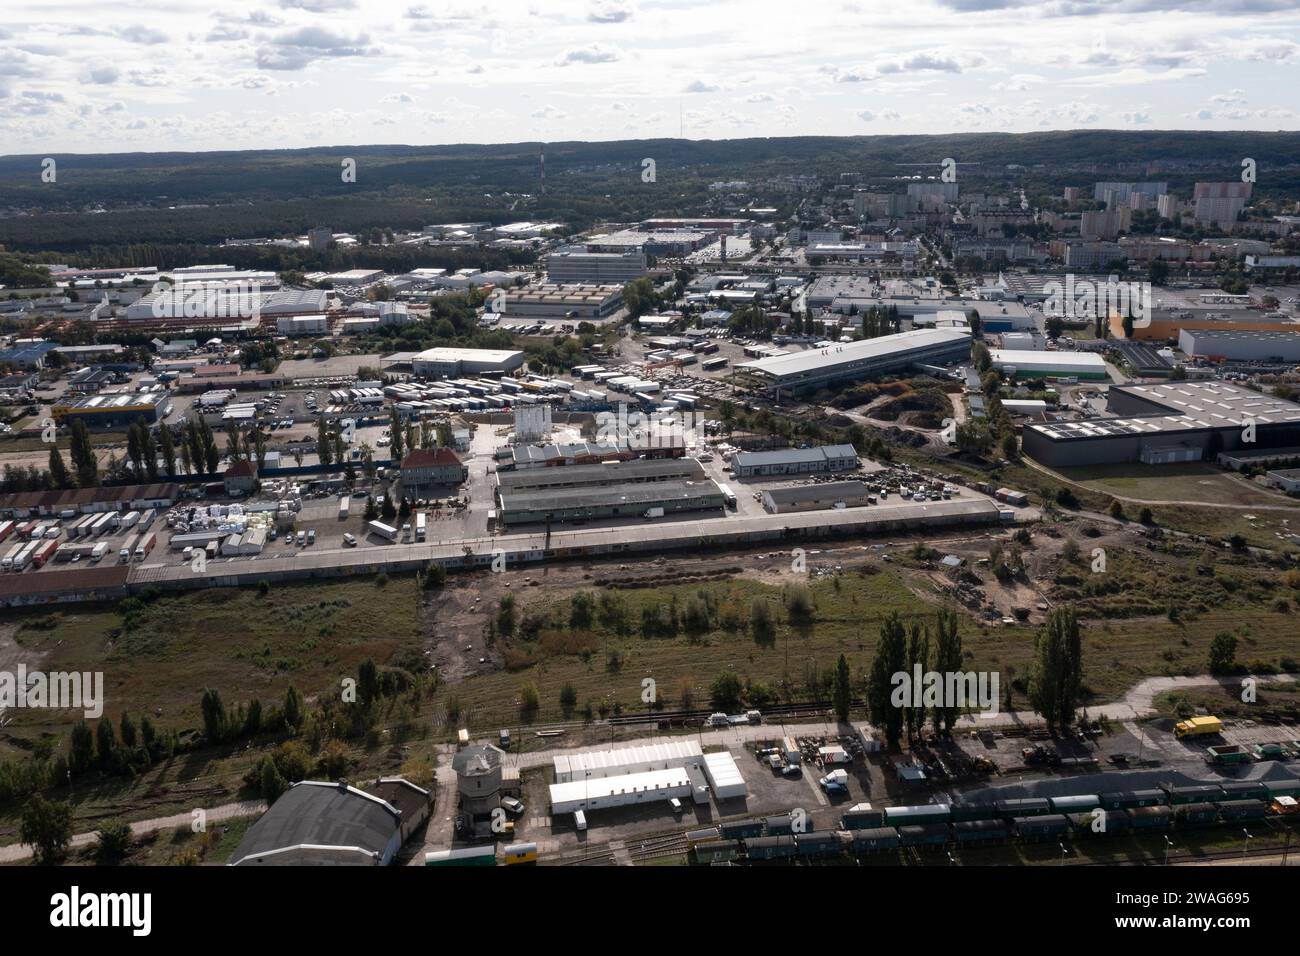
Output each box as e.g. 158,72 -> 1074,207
1242,828 -> 1252,861
1164,836 -> 1174,866
1059,842 -> 1068,866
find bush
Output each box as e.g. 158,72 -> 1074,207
95,821 -> 133,865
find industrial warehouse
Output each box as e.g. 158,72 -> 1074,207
496,479 -> 726,526
736,327 -> 972,395
547,740 -> 747,814
1022,381 -> 1300,467
1178,328 -> 1300,363
410,347 -> 526,378
51,390 -> 170,428
762,480 -> 874,513
494,457 -> 706,495
989,349 -> 1110,380
731,444 -> 860,479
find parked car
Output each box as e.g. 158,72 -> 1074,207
500,796 -> 525,816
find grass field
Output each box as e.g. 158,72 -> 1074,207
1059,462 -> 1295,508
0,576 -> 422,748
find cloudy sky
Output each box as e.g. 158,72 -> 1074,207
2,0 -> 1298,154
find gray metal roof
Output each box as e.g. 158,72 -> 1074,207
762,480 -> 871,504
737,328 -> 970,380
229,781 -> 400,866
496,457 -> 704,492
500,480 -> 722,512
733,444 -> 859,469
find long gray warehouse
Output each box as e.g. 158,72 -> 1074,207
762,481 -> 874,513
495,457 -> 705,496
498,479 -> 725,526
1178,328 -> 1300,363
732,444 -> 859,479
736,327 -> 971,395
1022,381 -> 1300,467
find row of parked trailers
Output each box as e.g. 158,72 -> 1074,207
687,778 -> 1300,863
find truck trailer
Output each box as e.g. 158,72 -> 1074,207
367,520 -> 399,542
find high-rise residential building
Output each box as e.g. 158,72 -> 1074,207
1193,182 -> 1252,228
1081,207 -> 1131,240
1092,182 -> 1167,203
1157,194 -> 1180,219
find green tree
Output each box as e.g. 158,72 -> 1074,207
200,687 -> 227,743
68,720 -> 95,775
709,670 -> 743,711
867,612 -> 908,750
832,654 -> 852,723
283,685 -> 304,730
260,757 -> 289,804
1027,607 -> 1084,734
930,608 -> 963,734
158,425 -> 175,478
20,796 -> 73,864
47,447 -> 72,489
1208,631 -> 1238,675
95,821 -> 132,865
69,419 -> 99,487
559,682 -> 578,718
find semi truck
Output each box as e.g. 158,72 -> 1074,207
134,532 -> 157,561
1174,716 -> 1223,739
12,539 -> 39,570
120,533 -> 140,563
31,538 -> 58,569
90,542 -> 108,563
415,511 -> 427,541
367,520 -> 398,543
2,542 -> 25,571
139,508 -> 156,530
0,520 -> 12,543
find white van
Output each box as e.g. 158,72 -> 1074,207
574,810 -> 587,831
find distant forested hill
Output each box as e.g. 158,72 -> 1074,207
2,131 -> 1298,255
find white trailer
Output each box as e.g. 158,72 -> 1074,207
2,542 -> 24,571
415,511 -> 426,541
367,520 -> 398,542
338,496 -> 350,519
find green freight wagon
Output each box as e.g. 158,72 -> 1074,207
1207,745 -> 1252,766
